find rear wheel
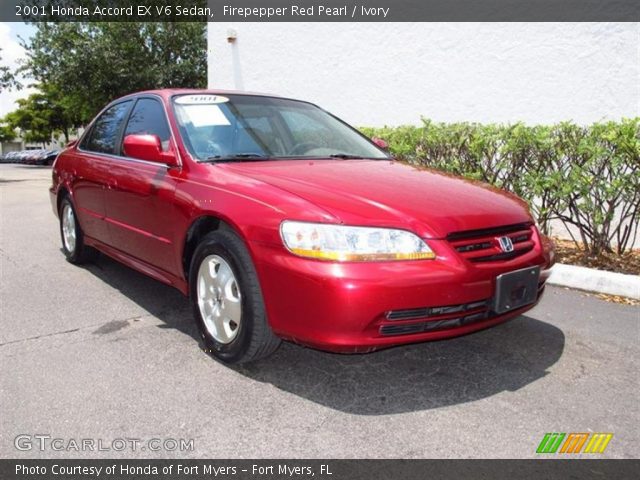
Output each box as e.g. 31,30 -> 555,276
189,229 -> 281,363
59,197 -> 97,264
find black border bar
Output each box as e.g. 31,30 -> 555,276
1,459 -> 639,480
1,0 -> 639,22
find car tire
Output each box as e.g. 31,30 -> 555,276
59,197 -> 97,264
189,228 -> 281,364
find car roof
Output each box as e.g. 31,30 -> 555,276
116,88 -> 318,107
95,89 -> 319,122
124,88 -> 285,101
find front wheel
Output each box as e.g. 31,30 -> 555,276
59,197 -> 97,264
189,229 -> 281,363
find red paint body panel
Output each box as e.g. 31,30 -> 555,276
50,89 -> 554,353
102,156 -> 180,274
220,159 -> 532,238
69,151 -> 112,244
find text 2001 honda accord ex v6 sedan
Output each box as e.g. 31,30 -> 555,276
50,90 -> 555,363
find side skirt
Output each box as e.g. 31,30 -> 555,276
84,236 -> 189,295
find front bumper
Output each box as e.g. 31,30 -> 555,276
251,233 -> 555,353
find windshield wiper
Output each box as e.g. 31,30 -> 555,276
202,153 -> 269,163
329,154 -> 365,159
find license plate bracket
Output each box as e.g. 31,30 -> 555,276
493,266 -> 540,314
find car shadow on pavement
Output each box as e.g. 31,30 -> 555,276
83,253 -> 197,338
235,316 -> 565,415
85,253 -> 565,416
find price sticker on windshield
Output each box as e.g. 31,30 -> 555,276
175,95 -> 229,105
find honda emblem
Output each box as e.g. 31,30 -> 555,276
498,236 -> 514,252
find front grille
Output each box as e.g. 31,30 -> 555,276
447,222 -> 535,263
386,299 -> 489,321
382,298 -> 491,335
380,311 -> 489,336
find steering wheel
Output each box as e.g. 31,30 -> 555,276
289,142 -> 322,156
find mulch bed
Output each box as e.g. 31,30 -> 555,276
551,237 -> 639,306
552,238 -> 640,276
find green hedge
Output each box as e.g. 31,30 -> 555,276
361,119 -> 640,255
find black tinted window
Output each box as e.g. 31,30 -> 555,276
83,101 -> 132,154
124,98 -> 171,150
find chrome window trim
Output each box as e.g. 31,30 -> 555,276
75,149 -> 173,169
77,93 -> 183,169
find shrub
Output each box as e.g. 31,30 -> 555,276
361,118 -> 640,255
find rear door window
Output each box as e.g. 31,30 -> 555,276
82,101 -> 132,155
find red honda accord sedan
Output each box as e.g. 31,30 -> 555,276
50,89 -> 555,363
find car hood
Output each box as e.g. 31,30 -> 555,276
220,159 -> 533,238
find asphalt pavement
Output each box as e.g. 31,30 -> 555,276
1,164 -> 638,458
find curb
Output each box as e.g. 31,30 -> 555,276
547,263 -> 640,300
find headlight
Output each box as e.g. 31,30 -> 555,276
280,221 -> 435,261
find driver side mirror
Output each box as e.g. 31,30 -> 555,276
122,134 -> 178,167
371,137 -> 389,150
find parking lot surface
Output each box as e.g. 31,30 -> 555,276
1,164 -> 638,458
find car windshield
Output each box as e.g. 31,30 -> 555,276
172,94 -> 389,162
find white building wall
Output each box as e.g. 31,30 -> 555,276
207,23 -> 639,127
